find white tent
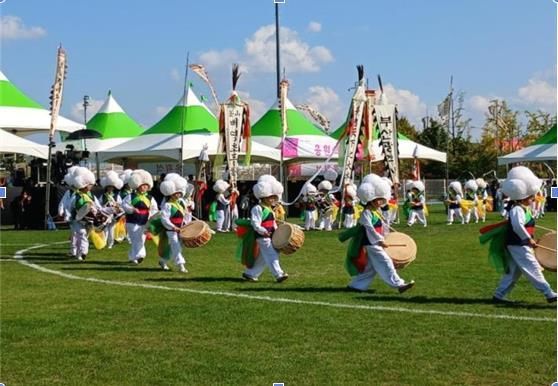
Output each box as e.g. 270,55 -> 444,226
0,71 -> 83,135
498,125 -> 557,165
0,129 -> 49,158
98,131 -> 281,163
497,144 -> 557,165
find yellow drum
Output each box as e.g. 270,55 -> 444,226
384,232 -> 417,269
272,223 -> 305,255
535,232 -> 556,272
180,221 -> 212,248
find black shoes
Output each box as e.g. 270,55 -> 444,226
492,296 -> 515,305
398,280 -> 415,294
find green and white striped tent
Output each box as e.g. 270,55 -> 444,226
498,124 -> 557,165
330,124 -> 446,163
0,70 -> 82,136
60,90 -> 145,152
251,97 -> 338,161
100,87 -> 279,163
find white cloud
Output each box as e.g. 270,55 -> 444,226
468,95 -> 493,115
237,91 -> 267,122
0,16 -> 46,40
308,21 -> 322,32
70,98 -> 103,122
382,84 -> 427,125
198,24 -> 333,74
518,78 -> 556,108
305,86 -> 344,130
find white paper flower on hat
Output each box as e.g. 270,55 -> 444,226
381,176 -> 393,187
464,179 -> 478,192
362,174 -> 383,185
119,169 -> 134,185
253,181 -> 273,199
475,178 -> 487,189
502,179 -> 528,201
101,171 -> 123,189
164,173 -> 182,181
449,181 -> 463,196
129,169 -> 153,190
72,167 -> 96,189
345,184 -> 357,199
405,180 -> 414,191
258,174 -> 278,184
271,180 -> 284,196
357,182 -> 375,204
318,180 -> 332,191
302,183 -> 317,195
324,169 -> 338,182
213,179 -> 230,193
412,180 -> 425,193
506,166 -> 541,197
160,180 -> 177,197
174,177 -> 188,195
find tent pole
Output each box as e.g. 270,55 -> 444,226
180,52 -> 190,177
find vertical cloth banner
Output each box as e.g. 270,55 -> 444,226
279,79 -> 290,157
340,83 -> 367,188
374,104 -> 400,185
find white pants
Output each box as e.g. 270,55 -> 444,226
494,245 -> 556,300
164,231 -> 185,266
349,245 -> 405,291
408,209 -> 427,226
216,209 -> 227,231
230,206 -> 239,231
105,222 -> 116,248
322,214 -> 333,231
382,210 -> 390,226
447,207 -> 464,224
479,205 -> 486,222
244,238 -> 285,279
126,223 -> 146,261
304,210 -> 316,230
344,214 -> 354,228
70,221 -> 89,257
69,230 -> 78,256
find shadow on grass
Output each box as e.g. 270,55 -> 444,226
355,294 -> 555,309
237,286 -> 374,293
144,277 -> 245,283
61,266 -> 162,272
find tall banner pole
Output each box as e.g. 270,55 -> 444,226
44,45 -> 67,230
179,52 -> 190,177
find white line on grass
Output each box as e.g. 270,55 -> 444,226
13,243 -> 557,323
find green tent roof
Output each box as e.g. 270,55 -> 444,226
0,71 -> 42,109
252,98 -> 329,137
86,91 -> 144,139
142,87 -> 217,135
533,124 -> 557,145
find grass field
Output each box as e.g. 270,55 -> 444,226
1,205 -> 556,385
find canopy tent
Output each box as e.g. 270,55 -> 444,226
251,98 -> 338,161
330,125 -> 446,163
99,87 -> 280,163
0,129 -> 49,158
498,124 -> 557,165
0,71 -> 83,135
57,90 -> 144,152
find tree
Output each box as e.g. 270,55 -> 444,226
396,115 -> 419,141
524,110 -> 556,144
418,118 -> 449,178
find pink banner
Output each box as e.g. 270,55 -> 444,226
282,138 -> 299,157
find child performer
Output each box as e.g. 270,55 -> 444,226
490,166 -> 556,303
99,171 -> 123,249
213,179 -> 230,232
475,178 -> 489,223
301,183 -> 318,231
446,181 -> 464,225
122,169 -> 158,265
407,181 -> 427,227
463,179 -> 479,224
317,180 -> 335,231
59,166 -> 79,257
344,174 -> 415,293
342,184 -> 357,228
158,178 -> 188,272
67,167 -> 101,261
241,177 -> 288,283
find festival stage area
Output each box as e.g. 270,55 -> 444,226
1,205 -> 555,385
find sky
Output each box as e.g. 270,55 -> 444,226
1,0 -> 556,140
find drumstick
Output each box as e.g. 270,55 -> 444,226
535,244 -> 557,253
386,243 -> 407,247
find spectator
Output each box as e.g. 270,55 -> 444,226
11,190 -> 32,230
